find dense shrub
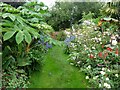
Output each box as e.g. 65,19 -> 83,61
1,1 -> 53,88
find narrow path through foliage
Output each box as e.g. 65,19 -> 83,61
29,46 -> 90,88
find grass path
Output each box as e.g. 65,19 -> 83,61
29,46 -> 90,88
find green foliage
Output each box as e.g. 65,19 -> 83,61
2,67 -> 29,88
1,13 -> 39,44
1,1 -> 53,88
3,31 -> 16,41
47,2 -> 102,31
81,12 -> 94,21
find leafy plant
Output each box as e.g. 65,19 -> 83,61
1,1 -> 53,88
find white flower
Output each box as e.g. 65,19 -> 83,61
72,57 -> 76,60
100,42 -> 102,44
84,45 -> 87,47
85,76 -> 89,79
93,76 -> 97,80
111,40 -> 117,45
77,61 -> 81,64
99,84 -> 102,87
102,68 -> 105,71
107,69 -> 110,72
96,76 -> 99,78
87,65 -> 91,69
98,35 -> 101,37
100,71 -> 106,75
98,38 -> 101,41
83,20 -> 91,25
92,47 -> 95,49
104,83 -> 111,88
115,74 -> 118,77
42,7 -> 47,10
106,77 -> 109,81
64,31 -> 71,35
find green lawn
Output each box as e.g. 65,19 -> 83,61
29,46 -> 90,88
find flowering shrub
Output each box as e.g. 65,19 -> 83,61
65,18 -> 120,88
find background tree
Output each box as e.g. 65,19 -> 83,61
46,2 -> 102,31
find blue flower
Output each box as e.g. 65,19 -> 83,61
46,42 -> 52,49
64,35 -> 75,45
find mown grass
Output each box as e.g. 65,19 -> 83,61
29,46 -> 90,88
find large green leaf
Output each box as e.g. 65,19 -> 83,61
2,13 -> 16,21
16,16 -> 24,26
23,30 -> 32,44
9,14 -> 16,21
1,20 -> 14,27
2,13 -> 10,18
16,31 -> 24,44
25,27 -> 39,39
3,31 -> 16,41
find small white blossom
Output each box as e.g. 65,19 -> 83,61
92,47 -> 95,49
77,61 -> 81,64
72,57 -> 76,60
104,83 -> 111,88
93,76 -> 97,80
102,68 -> 105,71
111,40 -> 117,45
84,45 -> 87,47
100,42 -> 102,44
98,38 -> 101,41
42,7 -> 47,10
87,65 -> 91,69
107,69 -> 110,72
106,77 -> 109,81
100,71 -> 106,75
96,76 -> 99,78
85,76 -> 89,79
99,84 -> 102,87
115,74 -> 118,77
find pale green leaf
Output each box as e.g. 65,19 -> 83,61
16,31 -> 23,44
2,13 -> 10,18
9,14 -> 16,21
24,30 -> 32,44
3,31 -> 16,41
